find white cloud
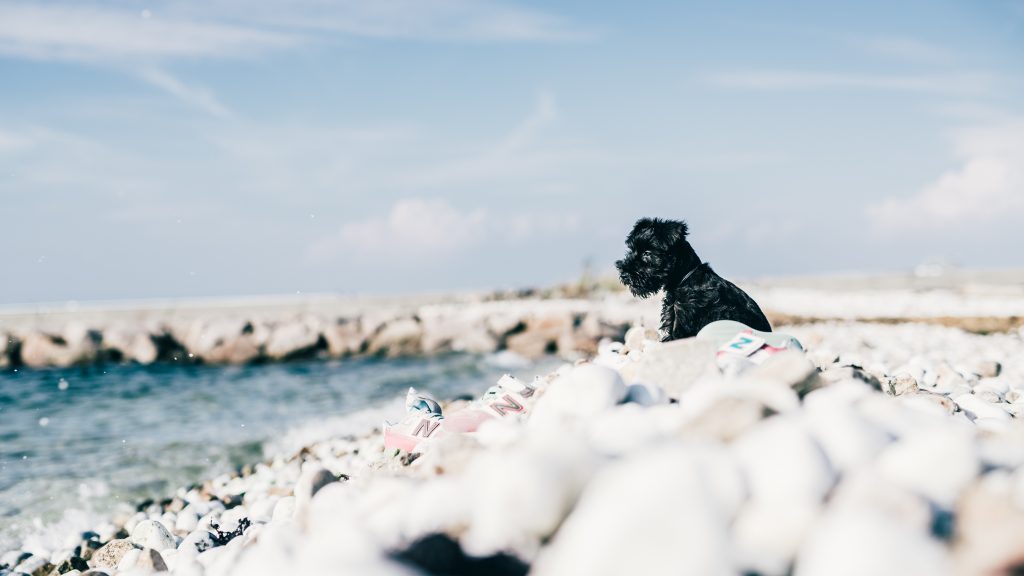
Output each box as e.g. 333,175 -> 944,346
307,198 -> 488,263
709,69 -> 993,95
867,119 -> 1024,232
0,3 -> 297,63
0,0 -> 583,65
859,36 -> 953,63
138,68 -> 234,118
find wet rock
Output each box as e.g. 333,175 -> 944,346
367,317 -> 423,357
129,520 -> 176,551
88,540 -> 136,569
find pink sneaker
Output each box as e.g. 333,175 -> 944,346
383,388 -> 446,453
444,375 -> 539,433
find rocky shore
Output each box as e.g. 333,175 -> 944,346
0,296 -> 654,369
5,271 -> 1023,370
4,319 -> 1024,576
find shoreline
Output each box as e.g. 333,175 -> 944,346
5,272 -> 1024,370
3,319 -> 1024,575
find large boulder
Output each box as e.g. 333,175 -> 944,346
264,319 -> 324,361
618,337 -> 718,397
322,318 -> 365,357
0,332 -> 12,368
19,323 -> 101,368
181,319 -> 267,364
419,312 -> 497,355
100,326 -> 158,364
505,313 -> 574,358
367,317 -> 423,357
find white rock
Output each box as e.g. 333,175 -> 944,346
532,364 -> 626,420
955,394 -> 1011,421
178,530 -> 215,555
803,382 -> 893,473
794,478 -> 950,576
216,506 -> 247,533
532,445 -> 732,576
272,496 -> 296,522
732,416 -> 835,505
294,466 -> 339,510
175,508 -> 200,534
118,547 -> 142,571
130,519 -> 177,551
622,382 -> 667,406
875,425 -> 979,508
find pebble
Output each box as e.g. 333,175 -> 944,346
532,446 -> 731,576
12,555 -> 51,576
129,520 -> 176,551
89,540 -> 136,569
884,373 -> 919,396
875,427 -> 979,508
294,467 -> 339,510
5,319 -> 1024,576
532,364 -> 626,420
178,531 -> 214,555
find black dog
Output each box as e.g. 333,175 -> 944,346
615,217 -> 772,341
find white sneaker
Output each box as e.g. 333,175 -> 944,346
697,320 -> 804,377
382,388 -> 446,453
443,375 -> 540,433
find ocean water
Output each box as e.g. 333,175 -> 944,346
0,354 -> 562,554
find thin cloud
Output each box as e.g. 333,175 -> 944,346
138,68 -> 234,119
0,2 -> 296,63
867,119 -> 1024,233
858,36 -> 953,63
0,0 -> 585,66
307,198 -> 488,263
708,69 -> 994,95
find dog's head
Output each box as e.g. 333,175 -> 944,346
615,218 -> 698,298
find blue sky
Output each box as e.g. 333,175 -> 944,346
1,0 -> 1022,303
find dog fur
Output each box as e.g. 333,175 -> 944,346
615,217 -> 772,341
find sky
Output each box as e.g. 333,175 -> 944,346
1,0 -> 1022,304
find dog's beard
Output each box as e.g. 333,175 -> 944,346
615,257 -> 662,298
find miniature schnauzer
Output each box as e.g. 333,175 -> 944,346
615,217 -> 772,341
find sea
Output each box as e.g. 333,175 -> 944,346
0,353 -> 562,555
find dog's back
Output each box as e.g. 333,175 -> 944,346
662,263 -> 771,340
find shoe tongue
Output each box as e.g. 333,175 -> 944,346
406,387 -> 442,415
496,374 -> 527,393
